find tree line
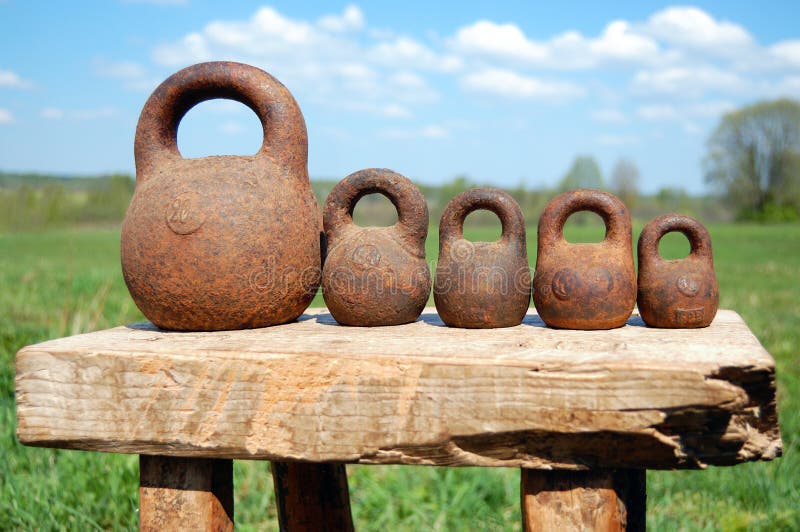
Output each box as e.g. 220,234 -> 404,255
2,97 -> 798,232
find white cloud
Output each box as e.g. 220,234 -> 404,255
219,121 -> 245,135
450,18 -> 660,69
421,125 -> 448,138
0,108 -> 14,124
683,122 -> 703,135
92,58 -> 158,91
382,104 -> 411,118
452,20 -> 548,63
149,5 -> 446,119
638,104 -> 679,121
318,5 -> 364,33
769,76 -> 800,97
369,37 -> 462,72
637,101 -> 735,123
632,66 -> 744,96
770,40 -> 800,68
645,6 -> 753,55
0,69 -> 32,89
591,108 -> 627,123
460,68 -> 584,101
589,20 -> 659,62
41,107 -> 64,120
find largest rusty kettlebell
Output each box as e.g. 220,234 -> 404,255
533,189 -> 636,329
121,62 -> 322,331
321,168 -> 431,326
434,188 -> 531,328
637,214 -> 719,328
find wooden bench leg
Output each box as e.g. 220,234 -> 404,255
521,469 -> 646,531
271,462 -> 354,532
140,455 -> 234,531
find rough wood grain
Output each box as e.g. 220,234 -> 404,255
139,455 -> 233,531
15,308 -> 781,469
521,469 -> 645,532
272,462 -> 354,532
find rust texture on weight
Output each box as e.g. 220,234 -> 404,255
434,188 -> 531,328
322,168 -> 431,326
121,61 -> 322,331
638,213 -> 719,328
533,189 -> 636,330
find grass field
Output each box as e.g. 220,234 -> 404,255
1,223 -> 798,530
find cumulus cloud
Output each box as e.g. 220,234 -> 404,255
450,18 -> 660,69
0,108 -> 14,124
318,5 -> 365,33
92,58 -> 158,91
637,101 -> 735,123
632,66 -> 745,96
148,5 -> 450,120
0,69 -> 32,89
460,68 -> 584,101
644,6 -> 754,55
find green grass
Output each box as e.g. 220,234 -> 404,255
1,224 -> 798,530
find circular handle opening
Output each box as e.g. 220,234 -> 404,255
351,192 -> 399,227
462,210 -> 503,242
562,211 -> 606,243
638,213 -> 712,264
657,231 -> 691,259
177,99 -> 263,158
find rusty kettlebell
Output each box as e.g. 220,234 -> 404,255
638,214 -> 719,328
434,188 -> 531,328
322,168 -> 431,326
533,189 -> 635,329
121,62 -> 322,331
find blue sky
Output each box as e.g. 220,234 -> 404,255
1,1 -> 799,193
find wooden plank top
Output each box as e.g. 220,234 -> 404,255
15,308 -> 782,470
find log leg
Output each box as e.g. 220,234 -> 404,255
140,455 -> 233,532
521,469 -> 645,532
271,462 -> 354,532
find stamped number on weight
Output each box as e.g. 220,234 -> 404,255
166,191 -> 205,235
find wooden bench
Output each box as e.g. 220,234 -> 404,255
15,308 -> 782,530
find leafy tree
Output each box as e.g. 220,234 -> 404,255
559,155 -> 604,192
704,98 -> 800,221
610,158 -> 640,210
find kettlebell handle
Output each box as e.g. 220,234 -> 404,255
638,213 -> 713,264
323,168 -> 429,247
439,188 -> 526,245
538,189 -> 630,246
134,61 -> 307,181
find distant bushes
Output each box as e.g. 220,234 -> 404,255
0,173 -> 135,232
1,171 -> 735,234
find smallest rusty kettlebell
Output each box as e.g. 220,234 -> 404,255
322,168 -> 431,326
434,188 -> 531,328
637,214 -> 719,328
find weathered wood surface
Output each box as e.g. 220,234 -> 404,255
139,455 -> 233,531
16,308 -> 781,469
272,462 -> 354,532
521,469 -> 645,532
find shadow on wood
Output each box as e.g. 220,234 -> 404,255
272,462 -> 354,532
140,455 -> 233,531
521,469 -> 645,532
